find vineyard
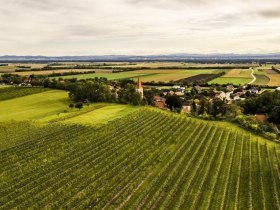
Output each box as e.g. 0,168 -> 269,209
0,87 -> 46,101
0,108 -> 280,209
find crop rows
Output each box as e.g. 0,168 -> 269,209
0,108 -> 280,209
0,87 -> 46,101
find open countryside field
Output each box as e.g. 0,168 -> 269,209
0,102 -> 280,209
209,77 -> 253,85
2,62 -> 279,86
222,69 -> 251,78
0,90 -> 71,121
209,68 -> 253,85
268,74 -> 280,86
251,65 -> 280,86
0,88 -> 139,123
252,69 -> 271,86
55,69 -> 223,82
14,69 -> 109,76
253,74 -> 270,86
0,89 -> 280,209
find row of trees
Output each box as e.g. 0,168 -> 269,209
0,74 -> 143,106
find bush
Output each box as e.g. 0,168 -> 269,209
75,102 -> 83,110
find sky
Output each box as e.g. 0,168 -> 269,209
0,0 -> 280,55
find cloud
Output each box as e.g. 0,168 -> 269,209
259,9 -> 280,18
0,0 -> 279,55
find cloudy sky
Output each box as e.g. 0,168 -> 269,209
0,0 -> 280,55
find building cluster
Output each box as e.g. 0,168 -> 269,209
151,84 -> 279,113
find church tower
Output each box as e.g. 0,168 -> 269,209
136,77 -> 144,98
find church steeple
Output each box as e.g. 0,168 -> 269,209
137,77 -> 143,89
136,77 -> 144,98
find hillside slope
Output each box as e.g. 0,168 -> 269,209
0,108 -> 280,209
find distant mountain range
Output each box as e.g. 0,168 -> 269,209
1,53 -> 280,62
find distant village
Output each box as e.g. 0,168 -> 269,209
152,84 -> 278,112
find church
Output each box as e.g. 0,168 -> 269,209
136,77 -> 144,98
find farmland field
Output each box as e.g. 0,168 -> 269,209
0,90 -> 70,121
222,69 -> 251,78
208,68 -> 255,85
54,69 -> 223,82
0,87 -> 46,101
0,107 -> 280,209
268,74 -> 280,86
14,69 -> 107,76
209,77 -> 252,85
3,62 -> 279,86
253,74 -> 270,86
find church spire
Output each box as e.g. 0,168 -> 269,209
136,77 -> 144,98
137,77 -> 142,89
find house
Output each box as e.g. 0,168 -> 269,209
215,91 -> 226,100
249,88 -> 259,94
226,85 -> 234,92
153,96 -> 166,109
173,85 -> 181,90
172,86 -> 185,93
254,114 -> 266,122
174,92 -> 185,97
233,92 -> 246,101
182,105 -> 192,113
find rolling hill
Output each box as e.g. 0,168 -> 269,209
0,102 -> 280,209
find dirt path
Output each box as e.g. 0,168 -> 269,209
248,69 -> 256,84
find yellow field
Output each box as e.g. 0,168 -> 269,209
222,69 -> 252,78
267,74 -> 280,86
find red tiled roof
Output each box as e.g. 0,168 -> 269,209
137,77 -> 143,89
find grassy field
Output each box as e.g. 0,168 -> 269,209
0,89 -> 140,123
209,77 -> 252,85
208,68 -> 254,85
0,90 -> 71,121
0,107 -> 279,209
0,87 -> 46,101
64,104 -> 141,125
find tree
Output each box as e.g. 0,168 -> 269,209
75,102 -> 83,110
166,95 -> 182,111
212,98 -> 226,119
191,100 -> 197,114
118,83 -> 142,105
198,98 -> 206,115
268,106 -> 280,124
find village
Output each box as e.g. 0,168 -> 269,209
152,83 -> 267,113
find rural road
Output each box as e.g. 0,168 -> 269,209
248,69 -> 256,84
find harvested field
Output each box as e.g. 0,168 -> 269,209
223,69 -> 252,78
222,69 -> 242,77
268,74 -> 280,86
